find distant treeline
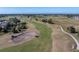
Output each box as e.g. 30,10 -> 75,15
0,14 -> 79,18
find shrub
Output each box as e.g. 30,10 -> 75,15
48,19 -> 54,24
42,19 -> 47,23
35,18 -> 38,21
77,32 -> 79,37
21,22 -> 27,29
67,26 -> 76,33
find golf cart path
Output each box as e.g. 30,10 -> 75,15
48,24 -> 75,52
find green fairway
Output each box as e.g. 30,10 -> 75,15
0,22 -> 52,52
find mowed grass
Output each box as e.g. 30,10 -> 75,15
0,22 -> 52,52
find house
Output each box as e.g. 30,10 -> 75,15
72,16 -> 79,20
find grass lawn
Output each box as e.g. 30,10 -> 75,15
0,22 -> 52,52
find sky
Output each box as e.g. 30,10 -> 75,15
0,7 -> 79,14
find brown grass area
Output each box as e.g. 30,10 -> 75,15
48,24 -> 75,52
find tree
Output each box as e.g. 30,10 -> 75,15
9,17 -> 20,24
66,15 -> 73,18
0,27 -> 2,31
3,26 -> 8,33
12,26 -> 20,33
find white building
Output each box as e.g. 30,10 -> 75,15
73,16 -> 79,20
